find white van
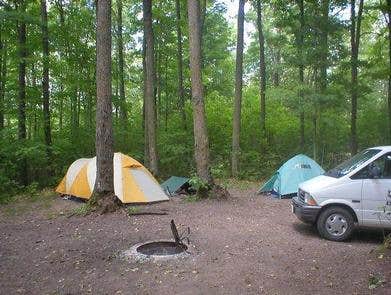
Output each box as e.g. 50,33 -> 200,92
292,146 -> 391,241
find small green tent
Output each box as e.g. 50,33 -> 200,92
259,154 -> 324,198
161,176 -> 189,196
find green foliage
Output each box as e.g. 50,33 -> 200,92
368,274 -> 385,290
189,175 -> 211,198
127,206 -> 140,215
0,0 -> 389,198
184,195 -> 201,203
70,203 -> 93,217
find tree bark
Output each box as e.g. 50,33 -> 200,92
116,0 -> 127,121
232,0 -> 245,177
386,0 -> 391,142
298,0 -> 305,149
94,0 -> 114,197
40,0 -> 52,159
143,0 -> 158,175
256,0 -> 266,137
350,0 -> 364,155
0,29 -> 6,131
176,0 -> 186,130
319,0 -> 329,92
56,0 -> 65,132
17,0 -> 28,186
142,37 -> 149,167
187,0 -> 213,184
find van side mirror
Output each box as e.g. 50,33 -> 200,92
368,163 -> 381,179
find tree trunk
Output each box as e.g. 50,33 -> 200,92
256,0 -> 266,137
40,0 -> 52,160
176,0 -> 186,130
200,0 -> 207,65
142,37 -> 149,167
116,0 -> 127,121
319,0 -> 329,92
350,0 -> 364,155
298,0 -> 305,149
187,0 -> 213,184
56,0 -> 66,133
164,55 -> 169,131
143,0 -> 158,176
17,0 -> 28,186
93,0 -> 115,199
0,29 -> 6,131
388,0 -> 391,142
272,49 -> 280,87
313,114 -> 317,161
232,0 -> 245,177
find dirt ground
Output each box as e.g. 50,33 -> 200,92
0,184 -> 390,295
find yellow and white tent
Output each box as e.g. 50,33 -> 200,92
56,152 -> 169,204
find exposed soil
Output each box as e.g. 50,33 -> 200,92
0,185 -> 390,294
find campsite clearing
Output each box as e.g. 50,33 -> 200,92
0,184 -> 390,294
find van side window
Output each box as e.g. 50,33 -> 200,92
352,153 -> 391,179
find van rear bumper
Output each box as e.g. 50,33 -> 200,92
292,197 -> 321,224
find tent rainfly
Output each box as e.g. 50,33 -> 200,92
56,153 -> 169,203
161,176 -> 190,196
259,154 -> 325,198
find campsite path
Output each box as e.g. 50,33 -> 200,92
0,187 -> 390,294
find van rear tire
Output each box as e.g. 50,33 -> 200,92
317,206 -> 354,241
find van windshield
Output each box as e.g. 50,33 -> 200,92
325,149 -> 381,178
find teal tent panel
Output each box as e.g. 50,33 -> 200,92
259,173 -> 278,193
278,154 -> 324,196
161,176 -> 189,194
259,154 -> 324,197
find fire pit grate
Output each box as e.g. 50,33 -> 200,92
122,220 -> 192,262
136,241 -> 188,256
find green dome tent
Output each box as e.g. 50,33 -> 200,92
259,154 -> 324,198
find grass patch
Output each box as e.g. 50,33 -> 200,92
0,188 -> 57,217
69,203 -> 93,217
127,206 -> 140,215
368,274 -> 385,290
184,195 -> 201,203
378,233 -> 391,253
220,178 -> 260,190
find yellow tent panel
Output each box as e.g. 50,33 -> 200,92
55,152 -> 169,204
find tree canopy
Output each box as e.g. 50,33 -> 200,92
0,0 -> 389,199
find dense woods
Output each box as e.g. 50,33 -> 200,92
0,0 -> 390,199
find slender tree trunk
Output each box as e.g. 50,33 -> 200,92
142,37 -> 149,167
117,0 -> 127,121
320,0 -> 329,92
41,0 -> 52,161
313,114 -> 317,160
298,0 -> 305,149
31,64 -> 38,139
156,42 -> 161,119
232,0 -> 245,177
272,48 -> 280,87
176,0 -> 186,130
93,0 -> 114,197
143,0 -> 158,175
187,0 -> 213,184
388,0 -> 391,142
0,30 -> 6,131
56,0 -> 66,132
17,1 -> 28,186
256,0 -> 266,137
200,0 -> 207,65
164,55 -> 168,131
350,0 -> 364,155
59,84 -> 63,131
